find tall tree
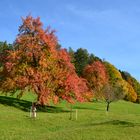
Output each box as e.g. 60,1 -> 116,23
74,48 -> 89,76
0,16 -> 90,105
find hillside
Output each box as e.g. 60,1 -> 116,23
0,95 -> 140,140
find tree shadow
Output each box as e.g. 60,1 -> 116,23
73,106 -> 99,111
89,120 -> 139,127
0,96 -> 70,113
37,105 -> 70,113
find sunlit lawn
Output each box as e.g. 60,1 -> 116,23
0,94 -> 140,140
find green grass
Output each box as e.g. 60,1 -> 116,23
0,95 -> 140,140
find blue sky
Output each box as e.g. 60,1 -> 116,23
0,0 -> 140,80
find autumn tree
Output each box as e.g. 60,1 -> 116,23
104,62 -> 137,103
83,61 -> 108,99
124,82 -> 137,102
121,71 -> 140,102
101,62 -> 127,111
104,62 -> 127,90
0,16 -> 90,105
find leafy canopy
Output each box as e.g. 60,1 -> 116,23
0,16 -> 90,105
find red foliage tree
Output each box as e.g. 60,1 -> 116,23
83,61 -> 108,98
0,16 -> 90,105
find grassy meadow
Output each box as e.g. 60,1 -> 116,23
0,94 -> 140,140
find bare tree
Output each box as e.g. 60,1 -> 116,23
102,84 -> 125,111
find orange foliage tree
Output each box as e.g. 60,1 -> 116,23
83,61 -> 108,99
0,16 -> 90,105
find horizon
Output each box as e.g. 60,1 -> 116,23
0,0 -> 140,81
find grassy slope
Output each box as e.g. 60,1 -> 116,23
0,95 -> 140,140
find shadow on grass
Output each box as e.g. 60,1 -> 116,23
73,106 -> 99,110
89,120 -> 139,127
0,96 -> 70,113
37,105 -> 70,113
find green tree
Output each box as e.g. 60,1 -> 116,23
88,53 -> 101,64
68,47 -> 75,64
0,41 -> 13,67
74,48 -> 89,76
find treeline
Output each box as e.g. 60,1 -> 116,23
0,16 -> 140,112
68,47 -> 140,104
1,40 -> 140,104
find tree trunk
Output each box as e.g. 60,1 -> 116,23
106,102 -> 110,112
